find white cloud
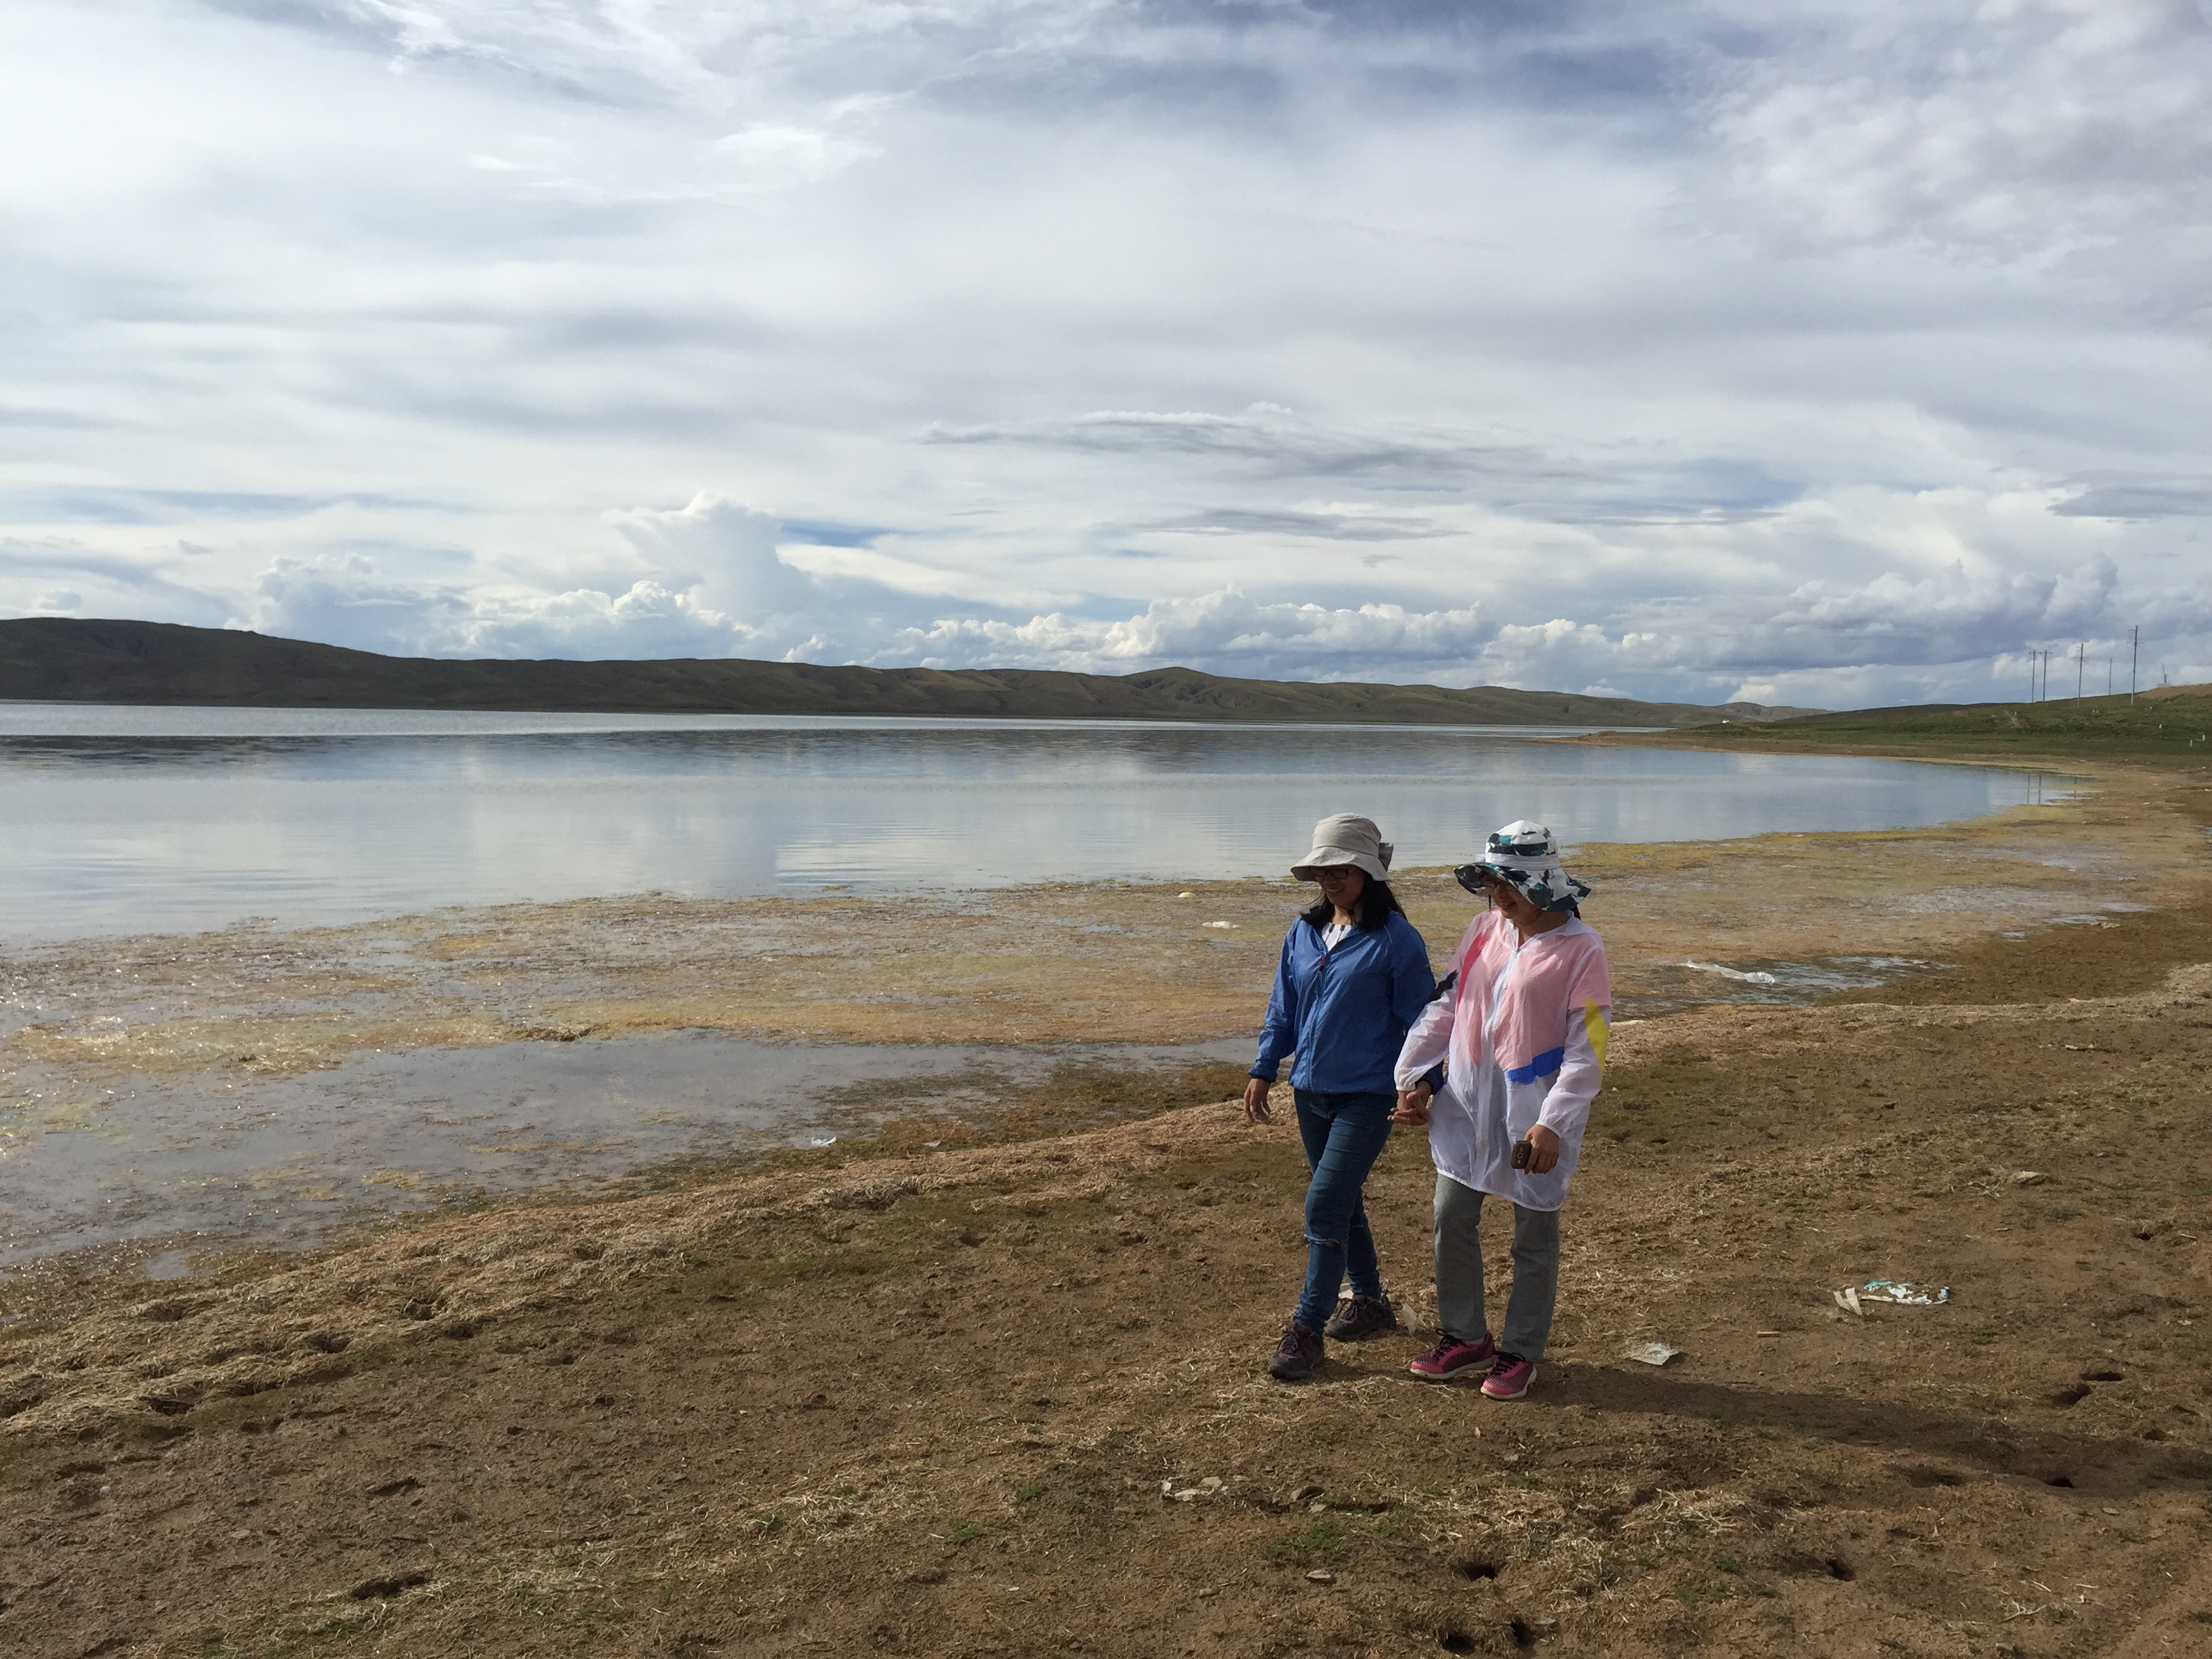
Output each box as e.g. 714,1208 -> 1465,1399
251,555 -> 480,658
1701,0 -> 2212,267
1,1 -> 2210,705
603,494 -> 804,621
880,589 -> 1490,680
712,122 -> 884,192
468,579 -> 737,660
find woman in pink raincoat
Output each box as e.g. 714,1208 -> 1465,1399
1391,821 -> 1610,1400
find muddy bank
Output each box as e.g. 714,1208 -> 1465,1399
0,1035 -> 1252,1270
0,960 -> 2207,1657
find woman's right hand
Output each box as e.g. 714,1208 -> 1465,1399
1242,1077 -> 1275,1124
1391,1082 -> 1432,1125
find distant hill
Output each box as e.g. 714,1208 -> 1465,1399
1589,682 -> 2212,766
0,617 -> 1823,728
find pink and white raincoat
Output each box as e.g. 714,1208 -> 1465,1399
1393,912 -> 1612,1212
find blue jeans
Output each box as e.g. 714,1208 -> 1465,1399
1292,1088 -> 1395,1331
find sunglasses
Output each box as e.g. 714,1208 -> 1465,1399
1452,864 -> 1523,897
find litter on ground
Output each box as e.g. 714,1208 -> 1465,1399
1624,1340 -> 1682,1366
1859,1279 -> 1950,1306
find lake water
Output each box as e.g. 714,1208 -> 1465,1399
0,704 -> 2041,941
0,705 -> 2057,1273
0,1032 -> 1254,1271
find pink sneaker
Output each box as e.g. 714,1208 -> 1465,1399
1408,1331 -> 1496,1380
1481,1353 -> 1535,1399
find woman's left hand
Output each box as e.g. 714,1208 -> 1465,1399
1523,1124 -> 1561,1174
1242,1077 -> 1275,1124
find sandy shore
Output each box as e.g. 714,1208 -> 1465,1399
1,762 -> 2209,1656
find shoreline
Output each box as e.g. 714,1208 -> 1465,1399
3,761 -> 2203,1275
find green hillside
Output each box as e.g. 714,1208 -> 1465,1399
0,617 -> 1818,727
1614,684 -> 2212,767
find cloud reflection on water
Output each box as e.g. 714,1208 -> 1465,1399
0,710 -> 2041,941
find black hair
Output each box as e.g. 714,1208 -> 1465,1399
1300,874 -> 1406,933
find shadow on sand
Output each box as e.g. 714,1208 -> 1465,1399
1521,1360 -> 2211,1499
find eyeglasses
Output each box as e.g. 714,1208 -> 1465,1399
1312,866 -> 1362,882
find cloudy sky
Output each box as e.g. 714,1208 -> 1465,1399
3,1 -> 2208,708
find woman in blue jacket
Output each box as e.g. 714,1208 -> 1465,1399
1243,813 -> 1437,1380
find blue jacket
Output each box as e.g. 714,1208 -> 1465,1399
1251,909 -> 1439,1094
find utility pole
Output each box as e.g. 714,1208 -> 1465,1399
2131,626 -> 2139,702
2076,642 -> 2084,700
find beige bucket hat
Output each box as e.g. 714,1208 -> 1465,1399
1290,813 -> 1394,882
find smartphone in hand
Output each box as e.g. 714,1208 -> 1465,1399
1511,1137 -> 1533,1170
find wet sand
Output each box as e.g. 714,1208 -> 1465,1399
0,1033 -> 1254,1269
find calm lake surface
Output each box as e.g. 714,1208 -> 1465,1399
0,704 -> 2041,942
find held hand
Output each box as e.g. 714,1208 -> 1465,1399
1390,1082 -> 1432,1126
1242,1078 -> 1275,1124
1523,1124 -> 1561,1174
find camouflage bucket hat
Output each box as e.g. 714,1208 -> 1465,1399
1452,820 -> 1591,912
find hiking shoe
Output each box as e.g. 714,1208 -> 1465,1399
1324,1293 -> 1399,1343
1407,1330 -> 1496,1380
1266,1324 -> 1324,1381
1481,1353 -> 1536,1399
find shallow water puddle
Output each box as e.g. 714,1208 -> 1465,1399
1620,954 -> 1941,1017
0,1029 -> 1249,1270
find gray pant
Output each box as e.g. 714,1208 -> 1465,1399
1433,1174 -> 1561,1360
